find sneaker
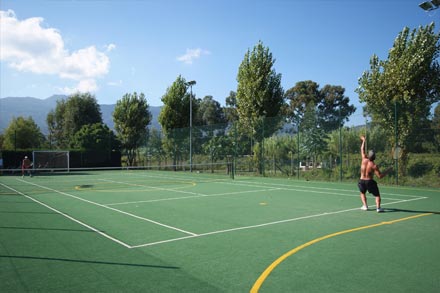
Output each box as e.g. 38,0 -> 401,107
361,205 -> 368,211
376,208 -> 384,213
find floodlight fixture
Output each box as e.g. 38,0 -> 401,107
419,0 -> 439,11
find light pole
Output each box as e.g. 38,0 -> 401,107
186,80 -> 196,172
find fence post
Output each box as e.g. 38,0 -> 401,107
395,100 -> 399,185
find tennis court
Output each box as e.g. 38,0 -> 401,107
1,169 -> 439,292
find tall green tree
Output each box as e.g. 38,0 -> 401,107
113,92 -> 151,166
47,92 -> 102,148
236,40 -> 284,137
158,75 -> 194,165
236,41 -> 284,173
2,116 -> 46,150
356,23 -> 440,173
159,75 -> 192,131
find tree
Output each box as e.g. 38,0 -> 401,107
159,75 -> 192,131
113,92 -> 152,166
285,80 -> 320,124
158,75 -> 193,165
431,103 -> 440,152
2,116 -> 46,150
285,81 -> 355,132
224,91 -> 238,123
356,23 -> 440,174
236,40 -> 284,137
145,128 -> 165,166
433,103 -> 440,129
318,85 -> 356,132
72,123 -> 120,152
300,102 -> 327,168
196,95 -> 226,126
47,92 -> 103,148
236,41 -> 284,173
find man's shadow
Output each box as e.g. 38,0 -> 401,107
384,208 -> 440,214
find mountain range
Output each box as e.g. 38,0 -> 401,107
0,95 -> 162,135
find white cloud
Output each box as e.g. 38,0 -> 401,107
58,79 -> 98,95
177,48 -> 211,64
0,9 -> 111,93
107,80 -> 123,86
105,43 -> 116,52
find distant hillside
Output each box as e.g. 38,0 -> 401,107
0,95 -> 161,135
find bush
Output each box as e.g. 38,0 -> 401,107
408,160 -> 433,178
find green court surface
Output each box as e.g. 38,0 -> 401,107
1,170 -> 439,292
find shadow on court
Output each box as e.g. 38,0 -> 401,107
384,208 -> 440,214
0,255 -> 180,269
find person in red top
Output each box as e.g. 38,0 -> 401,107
22,156 -> 32,177
358,136 -> 391,212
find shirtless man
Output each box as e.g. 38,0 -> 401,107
358,136 -> 391,212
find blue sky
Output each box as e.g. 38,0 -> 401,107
1,0 -> 438,125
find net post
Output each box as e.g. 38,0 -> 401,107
67,151 -> 70,172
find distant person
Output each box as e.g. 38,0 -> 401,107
22,156 -> 32,177
358,136 -> 391,212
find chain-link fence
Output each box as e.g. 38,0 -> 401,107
137,112 -> 439,188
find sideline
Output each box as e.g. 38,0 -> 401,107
250,213 -> 434,293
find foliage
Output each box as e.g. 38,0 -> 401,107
72,123 -> 120,152
408,160 -> 433,178
159,75 -> 192,132
224,91 -> 238,122
236,41 -> 284,173
113,92 -> 151,166
196,95 -> 226,127
47,92 -> 103,148
285,81 -> 356,131
300,102 -> 328,165
144,128 -> 166,165
2,116 -> 46,149
158,75 -> 193,165
236,40 -> 284,139
356,23 -> 440,174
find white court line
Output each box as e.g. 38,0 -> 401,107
106,188 -> 281,206
16,178 -> 198,237
214,182 -> 425,200
237,182 -> 423,198
6,178 -> 430,249
0,182 -> 132,248
99,178 -> 207,197
104,175 -> 417,206
130,196 -> 428,248
121,171 -> 426,199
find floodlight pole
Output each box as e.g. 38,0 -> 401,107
186,80 -> 196,172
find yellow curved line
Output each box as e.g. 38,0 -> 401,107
250,213 -> 433,293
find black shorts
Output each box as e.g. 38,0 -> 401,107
358,179 -> 380,197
